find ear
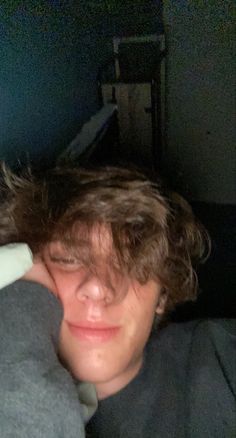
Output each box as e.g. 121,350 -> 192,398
155,291 -> 167,315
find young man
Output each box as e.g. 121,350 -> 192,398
0,165 -> 235,437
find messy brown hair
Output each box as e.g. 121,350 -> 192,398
0,164 -> 210,312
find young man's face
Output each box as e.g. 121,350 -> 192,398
43,229 -> 165,399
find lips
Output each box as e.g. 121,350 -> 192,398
67,321 -> 120,342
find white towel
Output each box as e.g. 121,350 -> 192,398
0,243 -> 33,289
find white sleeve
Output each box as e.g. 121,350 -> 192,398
0,243 -> 33,290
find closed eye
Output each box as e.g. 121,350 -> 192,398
49,256 -> 83,271
50,257 -> 77,264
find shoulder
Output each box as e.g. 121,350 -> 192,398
187,319 -> 236,394
183,320 -> 236,436
151,320 -> 236,436
153,318 -> 236,349
149,319 -> 236,391
182,318 -> 236,373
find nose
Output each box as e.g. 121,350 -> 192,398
76,272 -> 114,305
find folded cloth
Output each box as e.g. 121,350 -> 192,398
0,243 -> 33,289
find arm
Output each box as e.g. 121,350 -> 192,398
0,281 -> 86,438
0,243 -> 97,433
188,319 -> 236,437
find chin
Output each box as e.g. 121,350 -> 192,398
70,359 -> 119,384
59,347 -> 116,383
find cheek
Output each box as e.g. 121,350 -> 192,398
123,293 -> 157,333
45,268 -> 77,300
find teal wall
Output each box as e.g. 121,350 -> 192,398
0,3 -> 109,168
0,1 -> 162,169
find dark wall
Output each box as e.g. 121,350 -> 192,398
163,0 -> 235,204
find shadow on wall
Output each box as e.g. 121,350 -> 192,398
163,0 -> 235,204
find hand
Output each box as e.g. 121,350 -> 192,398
23,256 -> 57,296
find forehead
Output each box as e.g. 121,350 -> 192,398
48,224 -> 115,260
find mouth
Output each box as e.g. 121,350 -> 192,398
67,322 -> 120,342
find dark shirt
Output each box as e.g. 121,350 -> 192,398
86,319 -> 236,438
